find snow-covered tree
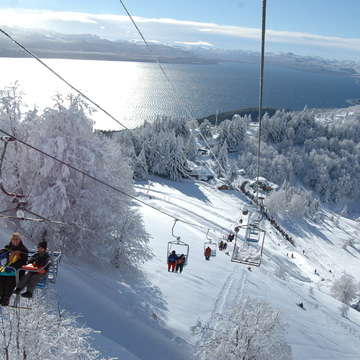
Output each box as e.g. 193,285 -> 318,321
133,146 -> 148,180
217,119 -> 232,147
152,131 -> 189,180
199,119 -> 212,139
194,297 -> 292,360
331,273 -> 358,307
184,133 -> 198,162
116,130 -> 137,167
213,140 -> 228,177
216,115 -> 247,151
0,84 -> 30,200
0,294 -> 109,360
0,93 -> 151,268
264,183 -> 319,220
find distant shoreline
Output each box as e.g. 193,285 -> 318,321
0,52 -> 217,65
198,107 -> 280,124
1,54 -> 358,77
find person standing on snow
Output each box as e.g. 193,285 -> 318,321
204,246 -> 212,260
167,250 -> 178,272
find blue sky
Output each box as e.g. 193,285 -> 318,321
1,0 -> 360,60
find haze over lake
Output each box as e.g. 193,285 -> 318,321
1,57 -> 359,130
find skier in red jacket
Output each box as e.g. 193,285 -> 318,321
204,246 -> 211,260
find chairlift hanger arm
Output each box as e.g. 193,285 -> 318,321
171,219 -> 180,241
0,137 -> 25,199
206,229 -> 210,241
0,214 -> 46,222
0,180 -> 25,199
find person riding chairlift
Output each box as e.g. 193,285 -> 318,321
204,246 -> 211,260
14,241 -> 50,299
227,233 -> 235,242
175,254 -> 186,274
167,250 -> 178,272
0,232 -> 28,306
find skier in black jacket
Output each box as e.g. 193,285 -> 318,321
0,232 -> 28,306
14,241 -> 50,299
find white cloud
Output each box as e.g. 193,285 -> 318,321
131,39 -> 162,44
1,8 -> 360,52
0,8 -> 98,26
174,41 -> 213,47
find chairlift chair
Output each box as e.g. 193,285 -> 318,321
231,223 -> 266,267
15,250 -> 62,290
203,242 -> 217,257
167,220 -> 189,265
203,229 -> 217,257
0,249 -> 62,292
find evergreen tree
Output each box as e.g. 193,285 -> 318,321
199,119 -> 212,139
152,131 -> 188,180
185,133 -> 198,161
214,140 -> 228,177
133,146 -> 148,180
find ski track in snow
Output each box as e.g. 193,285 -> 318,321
206,264 -> 247,329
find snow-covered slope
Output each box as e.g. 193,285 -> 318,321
57,177 -> 360,359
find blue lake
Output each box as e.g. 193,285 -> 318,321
0,58 -> 359,129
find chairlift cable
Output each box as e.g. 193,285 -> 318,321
0,28 -> 130,132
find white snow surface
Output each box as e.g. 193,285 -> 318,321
23,177 -> 360,359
